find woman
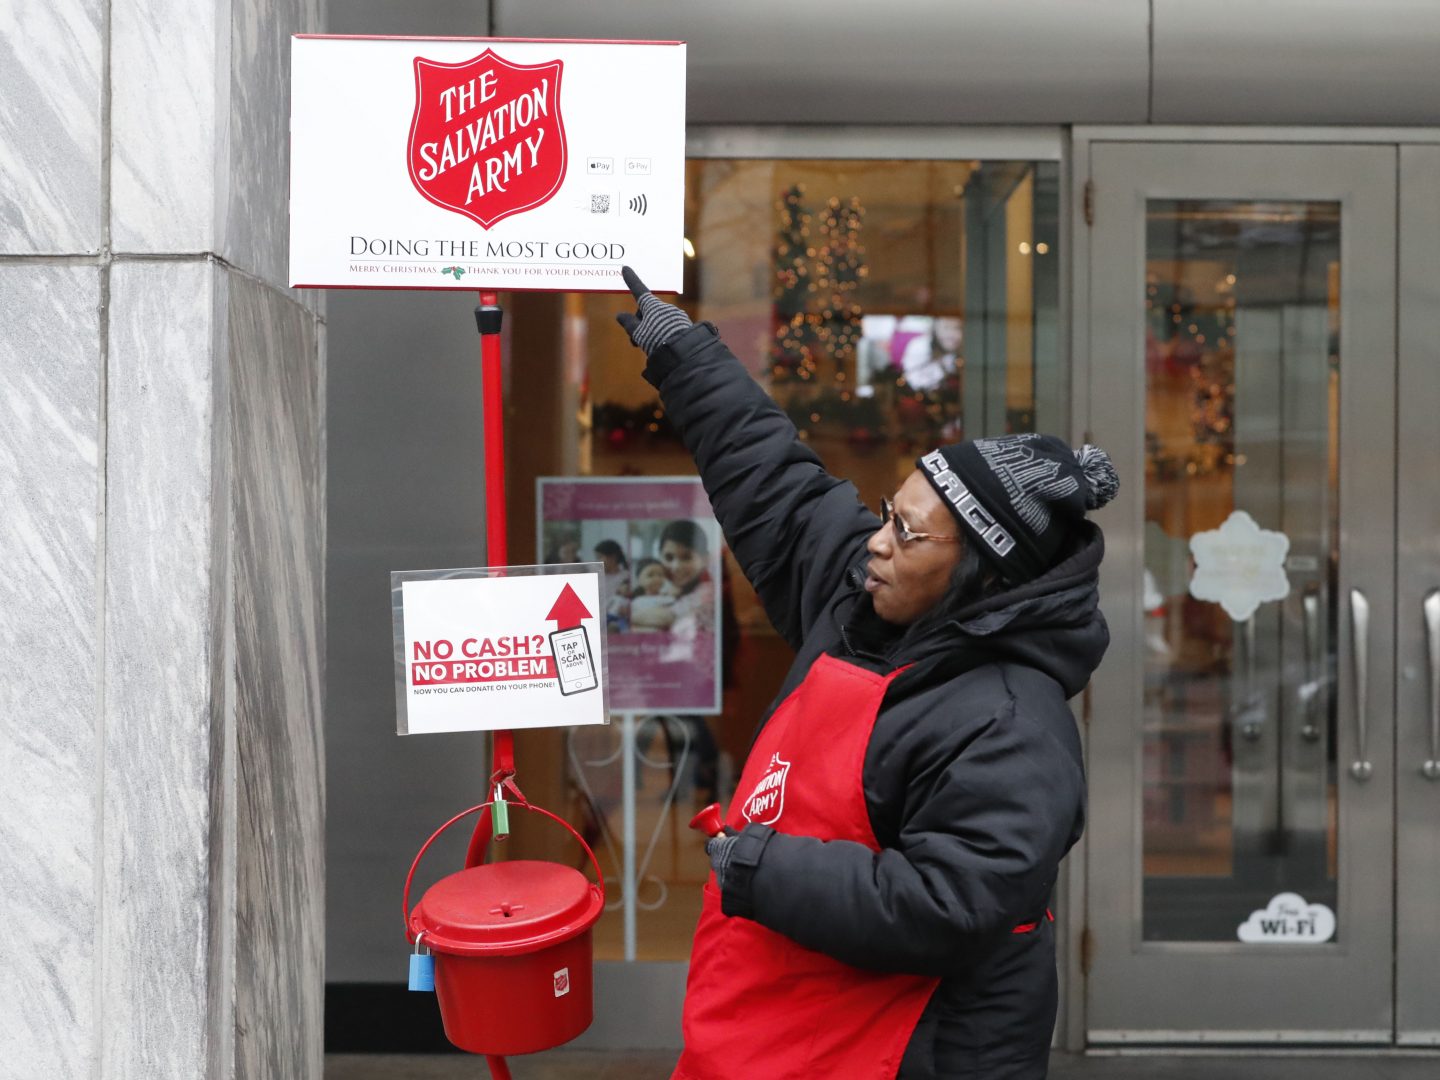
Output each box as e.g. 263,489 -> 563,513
631,521 -> 714,626
617,268 -> 1116,1080
632,519 -> 716,666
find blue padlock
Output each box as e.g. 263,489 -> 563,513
408,933 -> 435,992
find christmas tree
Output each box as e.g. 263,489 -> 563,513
770,187 -> 869,389
771,184 -> 818,380
814,194 -> 867,375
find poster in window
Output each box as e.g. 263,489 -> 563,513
538,477 -> 722,714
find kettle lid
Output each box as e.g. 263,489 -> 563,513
410,860 -> 603,957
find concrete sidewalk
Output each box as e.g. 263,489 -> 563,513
328,1050 -> 1440,1079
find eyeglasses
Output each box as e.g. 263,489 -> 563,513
879,497 -> 963,546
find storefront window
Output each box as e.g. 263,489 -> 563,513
505,156 -> 1061,961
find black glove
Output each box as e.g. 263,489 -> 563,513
615,266 -> 693,356
706,832 -> 738,892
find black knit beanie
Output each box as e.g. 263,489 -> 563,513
916,434 -> 1119,583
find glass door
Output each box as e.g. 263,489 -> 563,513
1084,142 -> 1397,1041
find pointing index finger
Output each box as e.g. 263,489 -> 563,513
620,265 -> 649,299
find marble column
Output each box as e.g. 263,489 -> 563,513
0,264 -> 104,1080
1,0 -> 324,1073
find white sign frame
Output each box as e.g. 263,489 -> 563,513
290,36 -> 686,292
391,563 -> 611,735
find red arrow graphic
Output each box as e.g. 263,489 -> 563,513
545,582 -> 593,631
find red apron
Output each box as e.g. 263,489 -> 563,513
673,653 -> 939,1080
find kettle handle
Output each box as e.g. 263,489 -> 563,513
403,800 -> 605,942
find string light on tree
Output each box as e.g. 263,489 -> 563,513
772,186 -> 868,384
771,184 -> 818,379
765,183 -> 888,445
814,195 -> 867,375
1143,272 -> 1238,478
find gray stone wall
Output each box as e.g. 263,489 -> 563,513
0,0 -> 325,1074
0,264 -> 104,1079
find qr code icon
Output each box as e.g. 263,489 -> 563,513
590,194 -> 611,214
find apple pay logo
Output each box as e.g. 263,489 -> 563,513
587,158 -> 613,175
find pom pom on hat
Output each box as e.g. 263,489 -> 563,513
1075,444 -> 1119,510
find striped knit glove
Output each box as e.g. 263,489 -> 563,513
615,266 -> 693,356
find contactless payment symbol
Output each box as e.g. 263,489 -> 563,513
546,583 -> 598,696
408,49 -> 568,229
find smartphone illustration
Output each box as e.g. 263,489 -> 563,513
549,625 -> 598,696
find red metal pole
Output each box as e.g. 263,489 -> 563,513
478,290 -> 508,566
474,291 -> 515,851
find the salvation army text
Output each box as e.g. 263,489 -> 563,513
414,66 -> 550,205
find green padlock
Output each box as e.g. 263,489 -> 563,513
492,785 -> 510,838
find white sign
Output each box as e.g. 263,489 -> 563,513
1188,510 -> 1291,622
290,37 -> 686,292
1237,892 -> 1336,944
392,565 -> 608,735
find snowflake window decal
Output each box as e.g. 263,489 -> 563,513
1188,509 -> 1291,622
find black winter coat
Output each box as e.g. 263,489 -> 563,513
647,323 -> 1108,1079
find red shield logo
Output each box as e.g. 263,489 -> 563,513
408,50 -> 567,229
741,753 -> 790,826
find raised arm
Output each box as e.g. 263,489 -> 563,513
616,268 -> 877,649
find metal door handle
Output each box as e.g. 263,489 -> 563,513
1424,589 -> 1440,780
1301,589 -> 1321,741
1350,589 -> 1373,781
